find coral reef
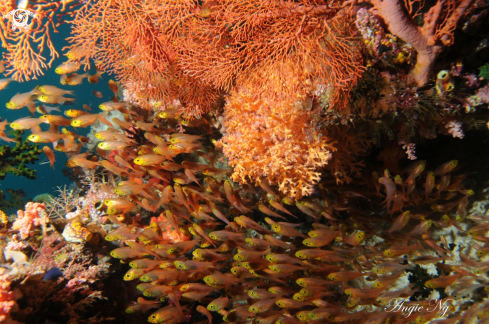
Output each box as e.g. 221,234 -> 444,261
0,131 -> 42,180
2,0 -> 489,323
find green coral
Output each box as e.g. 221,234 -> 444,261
0,130 -> 42,180
479,62 -> 489,79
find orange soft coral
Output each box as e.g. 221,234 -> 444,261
217,67 -> 333,198
11,202 -> 46,240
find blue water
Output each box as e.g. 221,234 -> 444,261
0,24 -> 113,208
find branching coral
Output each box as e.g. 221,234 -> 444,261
0,130 -> 41,180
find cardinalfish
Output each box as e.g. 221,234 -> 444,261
134,154 -> 168,166
103,198 -> 136,213
158,108 -> 183,119
71,113 -> 111,128
6,88 -> 38,114
9,117 -> 42,130
27,132 -> 65,143
61,72 -> 89,86
55,61 -> 80,75
99,101 -> 129,111
64,109 -> 89,118
434,160 -> 458,176
66,152 -> 100,169
38,85 -> 74,96
37,94 -> 75,105
88,67 -> 104,84
42,146 -> 56,169
39,115 -> 72,126
0,78 -> 14,91
36,104 -> 61,115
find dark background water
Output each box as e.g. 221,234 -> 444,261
0,23 -> 113,211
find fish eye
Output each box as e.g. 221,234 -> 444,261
330,276 -> 336,280
125,308 -> 133,314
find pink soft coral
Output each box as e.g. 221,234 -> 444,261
11,202 -> 46,240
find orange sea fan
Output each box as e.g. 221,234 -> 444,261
0,0 -> 92,81
178,0 -> 364,110
65,0 -> 363,115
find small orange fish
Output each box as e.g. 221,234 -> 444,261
36,104 -> 61,115
66,152 -> 100,169
82,104 -> 92,111
108,79 -> 119,97
93,90 -> 103,98
9,117 -> 42,130
37,94 -> 75,105
55,61 -> 80,75
258,204 -> 287,220
372,262 -> 411,275
39,115 -> 72,126
0,61 -> 4,73
99,101 -> 129,111
65,46 -> 85,60
404,160 -> 426,183
71,113 -> 111,128
38,85 -> 74,96
6,89 -> 37,115
0,78 -> 13,91
384,244 -> 423,257
88,67 -> 104,83
303,231 -> 338,247
64,109 -> 89,118
434,160 -> 458,176
27,132 -> 65,143
63,72 -> 89,85
425,172 -> 435,201
203,271 -> 236,287
388,210 -> 411,234
379,176 -> 396,208
134,154 -> 167,166
197,305 -> 213,324
42,146 -> 55,169
207,296 -> 229,312
0,120 -> 15,142
158,108 -> 183,119
265,217 -> 306,238
425,274 -> 462,288
327,271 -> 364,282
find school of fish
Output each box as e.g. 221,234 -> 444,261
1,62 -> 489,324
